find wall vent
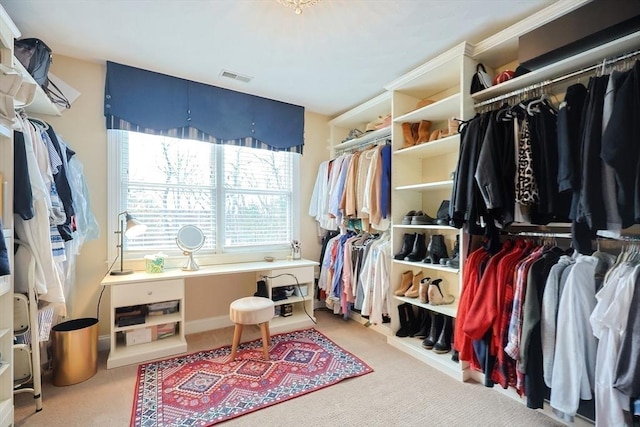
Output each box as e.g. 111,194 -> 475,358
220,69 -> 252,83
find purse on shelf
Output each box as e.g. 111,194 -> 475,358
470,63 -> 492,94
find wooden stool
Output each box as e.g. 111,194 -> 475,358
229,296 -> 275,361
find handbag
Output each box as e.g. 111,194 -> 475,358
14,38 -> 52,87
470,63 -> 492,94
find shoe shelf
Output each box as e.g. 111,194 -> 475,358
393,133 -> 460,158
394,259 -> 459,274
387,335 -> 466,381
394,93 -> 461,123
394,295 -> 458,319
395,180 -> 453,192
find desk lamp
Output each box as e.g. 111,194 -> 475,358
110,211 -> 147,275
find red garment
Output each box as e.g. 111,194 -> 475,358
490,240 -> 534,391
454,246 -> 491,366
463,239 -> 514,341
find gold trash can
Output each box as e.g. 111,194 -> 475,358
51,318 -> 99,386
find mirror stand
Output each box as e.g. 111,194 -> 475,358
182,251 -> 199,271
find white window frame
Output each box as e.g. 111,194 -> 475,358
107,131 -> 300,268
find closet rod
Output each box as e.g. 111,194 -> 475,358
333,135 -> 390,155
473,47 -> 640,109
508,231 -> 572,239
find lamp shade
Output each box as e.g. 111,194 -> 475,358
124,213 -> 147,237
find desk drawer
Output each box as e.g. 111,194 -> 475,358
112,279 -> 183,307
267,267 -> 314,287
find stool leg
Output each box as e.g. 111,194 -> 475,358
265,322 -> 271,345
230,323 -> 243,361
259,322 -> 270,361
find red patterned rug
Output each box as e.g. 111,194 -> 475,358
130,328 -> 373,426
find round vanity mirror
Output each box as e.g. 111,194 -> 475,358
176,225 -> 205,271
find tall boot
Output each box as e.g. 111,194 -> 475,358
433,316 -> 453,354
394,270 -> 414,296
404,270 -> 423,298
404,233 -> 426,262
415,308 -> 431,339
421,312 -> 443,350
394,233 -> 416,260
395,304 -> 411,337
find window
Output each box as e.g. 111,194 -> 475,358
107,130 -> 300,261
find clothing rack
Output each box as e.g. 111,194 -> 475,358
332,130 -> 391,155
507,231 -> 572,239
473,47 -> 640,109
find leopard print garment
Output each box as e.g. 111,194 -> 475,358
515,119 -> 539,206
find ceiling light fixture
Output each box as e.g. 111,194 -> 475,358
277,0 -> 320,15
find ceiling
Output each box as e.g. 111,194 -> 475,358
1,0 -> 554,117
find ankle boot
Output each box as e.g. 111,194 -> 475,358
422,234 -> 448,264
428,279 -> 455,305
404,233 -> 426,262
416,120 -> 432,144
415,308 -> 431,339
422,312 -> 443,349
401,123 -> 416,148
446,238 -> 460,269
395,304 -> 411,337
436,200 -> 451,226
394,233 -> 416,260
419,277 -> 431,304
254,280 -> 269,298
404,271 -> 423,298
433,316 -> 453,354
394,270 -> 413,296
440,235 -> 459,265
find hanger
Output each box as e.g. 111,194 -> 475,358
28,117 -> 50,130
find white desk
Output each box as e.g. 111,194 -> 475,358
101,259 -> 318,369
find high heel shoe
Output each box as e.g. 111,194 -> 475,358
428,279 -> 455,305
419,277 -> 431,304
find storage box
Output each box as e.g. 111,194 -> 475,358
125,327 -> 153,346
154,322 -> 176,340
147,300 -> 179,316
294,284 -> 308,297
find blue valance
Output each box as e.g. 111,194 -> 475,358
104,61 -> 305,152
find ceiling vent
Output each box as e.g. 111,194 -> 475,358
220,69 -> 252,83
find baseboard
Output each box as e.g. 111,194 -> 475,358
98,315 -> 232,352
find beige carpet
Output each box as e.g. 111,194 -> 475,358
14,309 -> 565,427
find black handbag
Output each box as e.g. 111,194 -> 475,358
470,63 -> 492,94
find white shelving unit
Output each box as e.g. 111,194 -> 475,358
383,40 -> 476,381
258,265 -> 316,333
0,5 -> 19,425
107,278 -> 187,369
